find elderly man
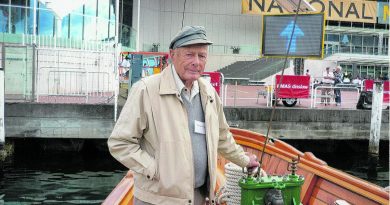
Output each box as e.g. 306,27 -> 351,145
321,67 -> 335,105
108,26 -> 259,205
333,65 -> 343,106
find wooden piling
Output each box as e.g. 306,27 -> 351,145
367,81 -> 383,179
368,81 -> 384,155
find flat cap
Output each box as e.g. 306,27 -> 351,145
169,26 -> 213,49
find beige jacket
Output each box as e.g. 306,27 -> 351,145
108,66 -> 249,205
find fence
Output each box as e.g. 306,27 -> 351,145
311,84 -> 360,108
1,43 -> 117,104
38,69 -> 113,104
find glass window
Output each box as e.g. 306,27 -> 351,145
0,5 -> 9,33
326,34 -> 339,42
10,0 -> 26,34
26,0 -> 35,34
85,0 -> 96,16
363,36 -> 374,46
382,67 -> 388,77
84,0 -> 96,40
61,15 -> 69,38
353,46 -> 362,54
120,24 -> 130,47
98,0 -> 108,19
84,15 -> 96,40
359,66 -> 367,79
367,65 -> 375,78
69,7 -> 83,39
341,64 -> 353,74
108,0 -> 115,38
383,37 -> 388,55
109,20 -> 114,39
351,35 -> 362,46
38,3 -> 54,36
11,6 -> 26,34
97,18 -> 108,40
97,0 -> 109,40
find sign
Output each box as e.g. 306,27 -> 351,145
202,72 -> 222,96
242,0 -> 377,23
377,2 -> 389,24
275,75 -> 310,98
280,21 -> 304,53
364,80 -> 390,102
262,13 -> 324,58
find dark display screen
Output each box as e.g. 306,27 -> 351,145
262,13 -> 325,58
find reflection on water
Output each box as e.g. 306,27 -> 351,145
285,139 -> 389,187
0,139 -> 127,204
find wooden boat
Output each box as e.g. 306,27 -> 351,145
103,128 -> 389,205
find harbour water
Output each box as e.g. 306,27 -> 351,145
0,139 -> 388,204
0,139 -> 127,204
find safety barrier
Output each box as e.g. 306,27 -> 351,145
311,84 -> 360,108
37,69 -> 113,104
221,83 -> 368,109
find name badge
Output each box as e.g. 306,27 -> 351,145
194,120 -> 206,135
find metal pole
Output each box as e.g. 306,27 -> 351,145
234,81 -> 237,107
0,59 -> 4,146
224,84 -> 227,106
368,81 -> 383,155
114,0 -> 120,121
136,0 -> 141,51
33,0 -> 37,45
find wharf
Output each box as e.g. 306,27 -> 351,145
4,102 -> 389,140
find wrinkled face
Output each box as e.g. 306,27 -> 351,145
170,44 -> 208,87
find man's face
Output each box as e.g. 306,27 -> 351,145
170,44 -> 208,86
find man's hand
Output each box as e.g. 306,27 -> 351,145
246,153 -> 260,168
245,152 -> 267,177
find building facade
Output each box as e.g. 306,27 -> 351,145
0,0 -> 389,102
134,0 -> 389,79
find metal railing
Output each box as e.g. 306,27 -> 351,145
311,84 -> 360,107
221,83 -> 367,109
38,69 -> 114,104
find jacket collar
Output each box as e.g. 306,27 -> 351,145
159,66 -> 179,95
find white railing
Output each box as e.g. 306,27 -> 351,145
20,33 -> 115,52
311,84 -> 360,108
221,83 -> 366,109
38,69 -> 114,104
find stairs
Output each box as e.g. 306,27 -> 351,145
219,58 -> 285,81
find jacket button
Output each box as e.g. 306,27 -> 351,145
210,99 -> 213,103
188,199 -> 192,204
147,175 -> 150,179
211,200 -> 215,204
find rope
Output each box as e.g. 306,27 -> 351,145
216,162 -> 246,205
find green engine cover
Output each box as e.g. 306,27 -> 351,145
239,174 -> 304,205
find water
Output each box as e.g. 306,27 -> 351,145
0,139 -> 127,204
285,139 -> 389,187
0,139 -> 388,204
